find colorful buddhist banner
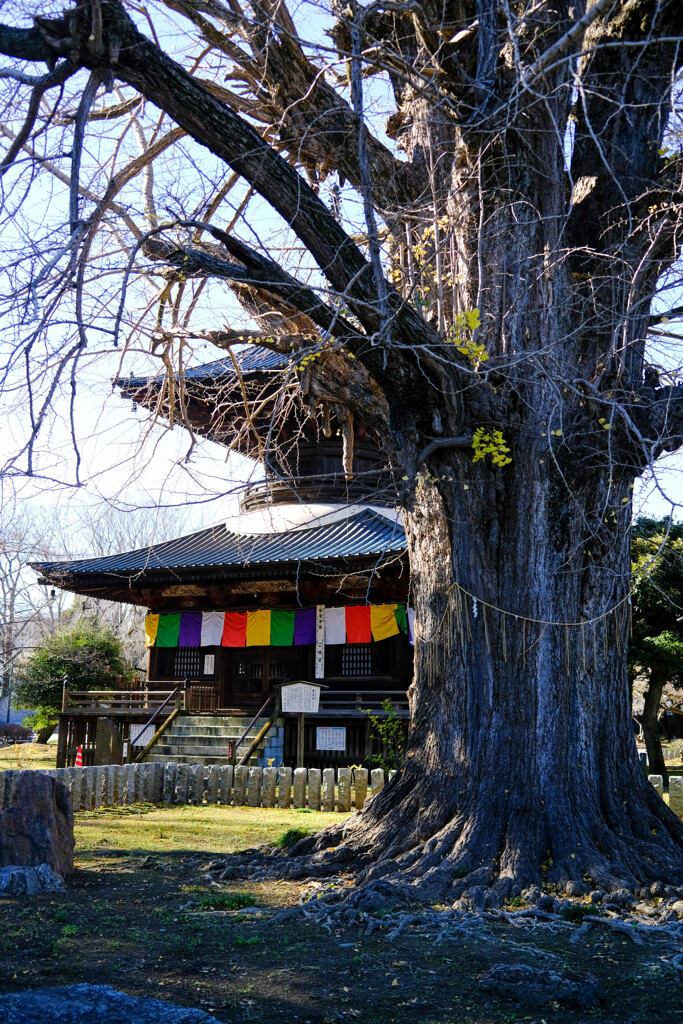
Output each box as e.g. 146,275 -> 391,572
370,603 -> 399,641
345,605 -> 372,643
324,606 -> 346,645
246,610 -> 271,646
155,612 -> 180,647
293,608 -> 316,645
222,612 -> 247,647
270,610 -> 294,646
200,610 -> 224,646
144,613 -> 159,648
178,612 -> 202,647
146,605 -> 410,648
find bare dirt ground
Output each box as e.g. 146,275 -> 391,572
0,802 -> 682,1023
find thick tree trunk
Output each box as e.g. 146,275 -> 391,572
642,665 -> 669,784
2,0 -> 683,906
304,462 -> 683,901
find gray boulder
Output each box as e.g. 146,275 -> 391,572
0,984 -> 221,1024
478,963 -> 599,1008
0,864 -> 66,895
0,772 -> 74,876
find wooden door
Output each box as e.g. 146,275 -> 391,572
227,648 -> 302,709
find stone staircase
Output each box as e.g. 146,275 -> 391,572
146,714 -> 271,766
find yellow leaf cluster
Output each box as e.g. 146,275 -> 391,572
472,427 -> 512,467
447,309 -> 486,366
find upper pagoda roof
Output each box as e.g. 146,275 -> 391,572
118,346 -> 289,392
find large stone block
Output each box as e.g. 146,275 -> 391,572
308,769 -> 321,811
669,775 -> 683,819
82,767 -> 96,810
94,717 -> 123,766
206,765 -> 219,804
94,767 -> 106,808
133,763 -> 145,804
218,765 -> 233,805
0,772 -> 74,876
112,766 -> 126,807
123,764 -> 136,805
150,763 -> 164,803
261,767 -> 277,808
337,768 -> 352,812
292,768 -> 306,808
176,764 -> 190,804
104,765 -> 116,807
190,764 -> 205,805
370,768 -> 385,796
278,767 -> 292,808
0,984 -> 222,1023
246,767 -> 262,807
70,767 -> 84,812
162,763 -> 177,804
322,768 -> 335,811
233,766 -> 248,806
0,771 -> 10,812
0,863 -> 66,895
353,768 -> 368,809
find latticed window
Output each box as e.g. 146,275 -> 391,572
269,659 -> 300,683
340,644 -> 373,677
234,659 -> 265,694
173,647 -> 201,679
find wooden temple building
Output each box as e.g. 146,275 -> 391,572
34,348 -> 414,769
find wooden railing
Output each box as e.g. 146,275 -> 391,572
63,689 -> 177,712
318,689 -> 409,714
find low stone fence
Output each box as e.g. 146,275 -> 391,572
648,774 -> 683,817
2,767 -> 676,818
0,763 -> 392,814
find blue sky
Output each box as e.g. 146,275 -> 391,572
0,0 -> 681,537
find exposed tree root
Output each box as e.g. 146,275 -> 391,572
205,764 -> 683,963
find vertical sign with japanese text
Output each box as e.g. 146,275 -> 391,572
315,605 -> 325,679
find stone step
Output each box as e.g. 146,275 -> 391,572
143,714 -> 278,767
154,742 -> 264,758
174,720 -> 266,729
163,728 -> 262,740
160,734 -> 262,749
159,742 -> 259,754
165,720 -> 270,737
146,752 -> 259,766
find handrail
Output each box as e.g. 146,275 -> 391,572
132,705 -> 182,764
236,697 -> 281,767
232,695 -> 273,765
128,686 -> 182,762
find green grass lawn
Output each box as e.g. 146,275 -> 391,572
0,743 -> 57,772
0,799 -> 680,1023
75,803 -> 349,855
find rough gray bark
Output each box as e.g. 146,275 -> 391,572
2,0 -> 683,897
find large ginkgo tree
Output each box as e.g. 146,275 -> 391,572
1,0 -> 683,902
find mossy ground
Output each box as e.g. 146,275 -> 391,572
0,800 -> 681,1022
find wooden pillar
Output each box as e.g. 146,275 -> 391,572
56,715 -> 68,769
297,712 -> 305,769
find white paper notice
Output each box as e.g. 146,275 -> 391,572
281,682 -> 320,713
316,727 -> 346,751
